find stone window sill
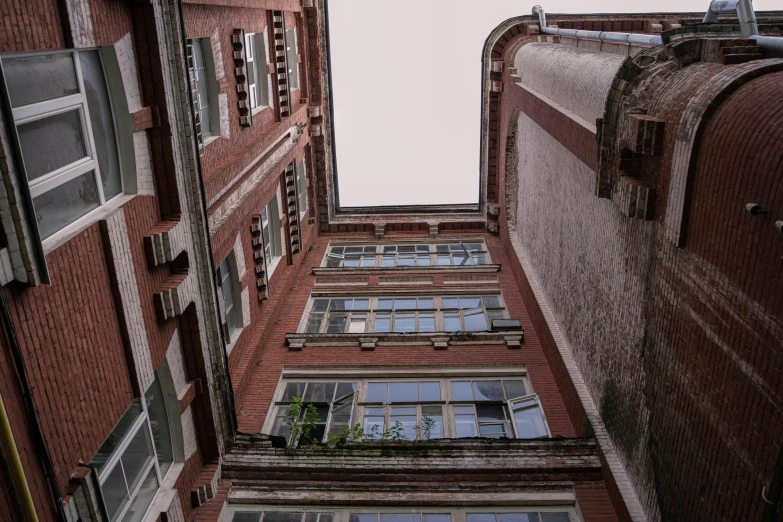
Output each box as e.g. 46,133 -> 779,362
311,264 -> 501,276
285,330 -> 524,351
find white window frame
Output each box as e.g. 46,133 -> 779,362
92,382 -> 174,521
223,507 -> 580,522
284,27 -> 300,91
296,159 -> 307,219
263,369 -> 551,442
297,294 -> 507,334
245,30 -> 272,114
0,49 -> 129,245
217,250 -> 243,343
189,38 -> 220,142
322,241 -> 491,268
260,185 -> 285,278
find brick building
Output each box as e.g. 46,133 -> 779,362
0,1 -> 781,522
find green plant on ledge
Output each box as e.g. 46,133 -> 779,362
286,398 -> 439,448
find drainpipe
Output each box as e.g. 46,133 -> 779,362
0,392 -> 38,522
532,5 -> 664,47
703,0 -> 758,37
532,4 -> 783,53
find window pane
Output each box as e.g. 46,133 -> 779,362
271,406 -> 291,438
453,254 -> 468,266
312,299 -> 329,312
460,297 -> 481,309
540,514 -> 569,522
285,29 -> 299,89
442,298 -> 459,309
421,405 -> 443,439
397,255 -> 414,266
473,253 -> 487,265
418,313 -> 435,333
330,298 -> 352,311
455,413 -> 477,437
393,313 -> 415,333
463,309 -> 488,332
303,382 -> 335,403
476,404 -> 506,421
374,313 -> 391,333
381,515 -> 418,522
32,170 -> 100,238
443,312 -> 461,332
265,512 -> 304,522
283,383 -> 306,401
498,514 -> 539,522
377,299 -> 393,310
435,245 -> 449,252
335,383 -> 357,398
450,381 -> 473,401
513,405 -> 548,438
92,399 -> 142,474
417,298 -> 434,309
478,423 -> 507,438
3,53 -> 79,107
144,377 -> 173,477
382,255 -> 395,267
474,381 -> 504,401
361,256 -> 376,267
395,299 -> 416,310
100,464 -> 129,520
389,382 -> 417,403
80,50 -> 122,199
422,516 -> 451,522
417,255 -> 431,266
18,109 -> 88,181
120,426 -> 154,491
353,299 -> 369,310
255,34 -> 270,106
362,408 -> 385,437
437,254 -> 451,265
120,466 -> 158,522
483,296 -> 501,308
343,257 -> 360,267
503,380 -> 527,399
348,314 -> 366,333
329,400 -> 353,436
325,256 -> 341,267
467,515 -> 496,522
233,514 -> 262,522
390,407 -> 417,439
325,314 -> 347,333
419,382 -> 441,401
366,382 -> 387,403
305,313 -> 323,333
350,515 -> 377,522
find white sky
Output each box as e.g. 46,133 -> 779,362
327,0 -> 777,207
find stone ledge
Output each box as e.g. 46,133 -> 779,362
285,331 -> 524,350
311,265 -> 501,276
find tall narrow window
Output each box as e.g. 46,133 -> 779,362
0,50 -> 124,239
260,189 -> 283,274
285,28 -> 299,90
91,373 -> 173,522
188,38 -> 219,140
295,159 -> 307,217
245,32 -> 271,111
217,251 -> 241,337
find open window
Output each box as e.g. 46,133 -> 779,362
260,186 -> 284,277
216,250 -> 243,340
0,49 -> 131,241
284,28 -> 299,90
187,38 -> 220,147
245,31 -> 272,113
271,381 -> 358,444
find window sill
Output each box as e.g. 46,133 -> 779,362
204,135 -> 220,147
267,254 -> 283,280
225,325 -> 244,356
285,330 -> 524,351
42,193 -> 136,255
311,264 -> 501,276
140,462 -> 184,522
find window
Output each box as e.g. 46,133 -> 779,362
301,295 -> 506,334
266,372 -> 549,442
188,38 -> 219,139
230,509 -> 576,522
217,251 -> 242,338
295,159 -> 307,217
260,189 -> 284,274
0,50 -> 124,239
323,243 -> 489,268
245,32 -> 271,112
271,381 -> 357,444
285,28 -> 299,90
91,374 -> 173,522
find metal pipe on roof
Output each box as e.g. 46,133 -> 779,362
531,5 -> 664,47
703,0 -> 759,37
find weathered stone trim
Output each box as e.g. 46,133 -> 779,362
284,331 -> 524,349
311,265 -> 501,276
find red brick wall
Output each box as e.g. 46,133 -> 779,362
642,71 -> 783,522
3,224 -> 135,496
0,0 -> 65,53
